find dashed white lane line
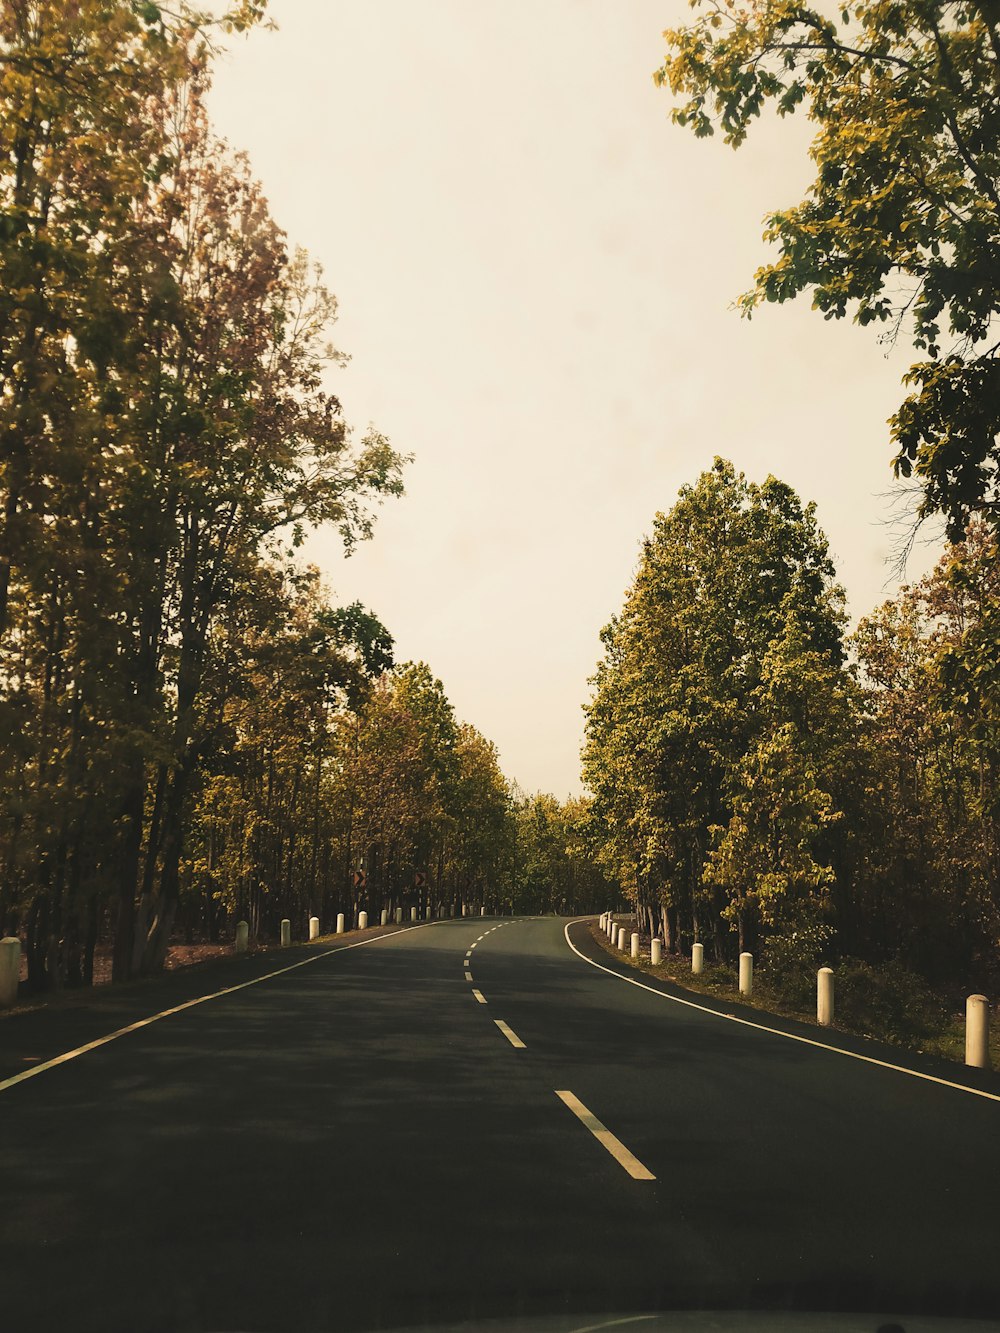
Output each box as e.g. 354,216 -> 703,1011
472,989 -> 487,1004
465,971 -> 474,982
555,1089 -> 656,1181
0,920 -> 439,1098
469,941 -> 478,949
495,1020 -> 526,1049
562,920 -> 1000,1107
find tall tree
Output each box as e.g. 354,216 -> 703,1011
657,2 -> 1000,537
583,460 -> 851,958
0,5 -> 407,988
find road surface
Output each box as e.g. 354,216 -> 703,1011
2,916 -> 1000,1331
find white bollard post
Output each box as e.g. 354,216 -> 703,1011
395,907 -> 403,925
966,994 -> 990,1069
411,906 -> 418,922
380,908 -> 388,927
336,912 -> 345,934
692,942 -> 704,975
630,931 -> 640,960
235,920 -> 249,953
616,927 -> 627,951
280,918 -> 291,947
309,916 -> 320,941
358,911 -> 368,931
481,905 -> 486,916
817,967 -> 835,1026
739,951 -> 753,998
0,937 -> 21,1008
651,938 -> 662,966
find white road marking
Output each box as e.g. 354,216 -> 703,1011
472,989 -> 487,1004
495,1020 -> 526,1049
563,920 -> 1000,1106
465,971 -> 474,982
565,1319 -> 658,1333
0,921 -> 438,1097
469,942 -> 478,949
555,1089 -> 655,1181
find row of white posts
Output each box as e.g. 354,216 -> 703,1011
0,902 -> 497,1009
599,914 -> 993,1070
233,902 -> 493,954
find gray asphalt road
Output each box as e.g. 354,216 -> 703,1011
2,916 -> 999,1332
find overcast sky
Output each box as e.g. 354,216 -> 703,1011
207,0 -> 942,798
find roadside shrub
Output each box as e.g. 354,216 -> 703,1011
834,957 -> 948,1043
760,922 -> 834,1010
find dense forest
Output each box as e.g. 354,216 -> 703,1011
584,460 -> 1000,996
0,2 -> 612,993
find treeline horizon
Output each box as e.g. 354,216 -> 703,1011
583,459 -> 1000,998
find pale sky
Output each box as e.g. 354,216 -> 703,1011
208,0 -> 942,798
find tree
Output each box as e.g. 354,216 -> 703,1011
850,522 -> 1000,980
182,564 -> 392,944
448,725 -> 515,910
511,793 -> 614,916
112,75 -> 405,977
583,460 -> 851,958
703,587 -> 851,956
0,6 -> 408,989
657,2 -> 1000,537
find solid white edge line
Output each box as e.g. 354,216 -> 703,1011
555,1089 -> 655,1181
0,921 -> 439,1097
471,989 -> 487,1004
563,919 -> 1000,1106
494,1019 -> 526,1049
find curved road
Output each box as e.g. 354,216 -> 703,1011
2,916 -> 1000,1331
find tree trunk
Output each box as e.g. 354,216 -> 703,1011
113,767 -> 144,983
137,760 -> 191,975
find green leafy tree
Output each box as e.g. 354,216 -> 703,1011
850,522 -> 1000,980
447,725 -> 515,911
583,460 -> 851,958
511,793 -> 614,916
704,587 -> 852,955
0,6 -> 408,988
657,2 -> 1000,536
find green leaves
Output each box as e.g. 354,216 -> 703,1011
0,1 -> 406,985
657,0 -> 1000,535
582,460 -> 850,953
